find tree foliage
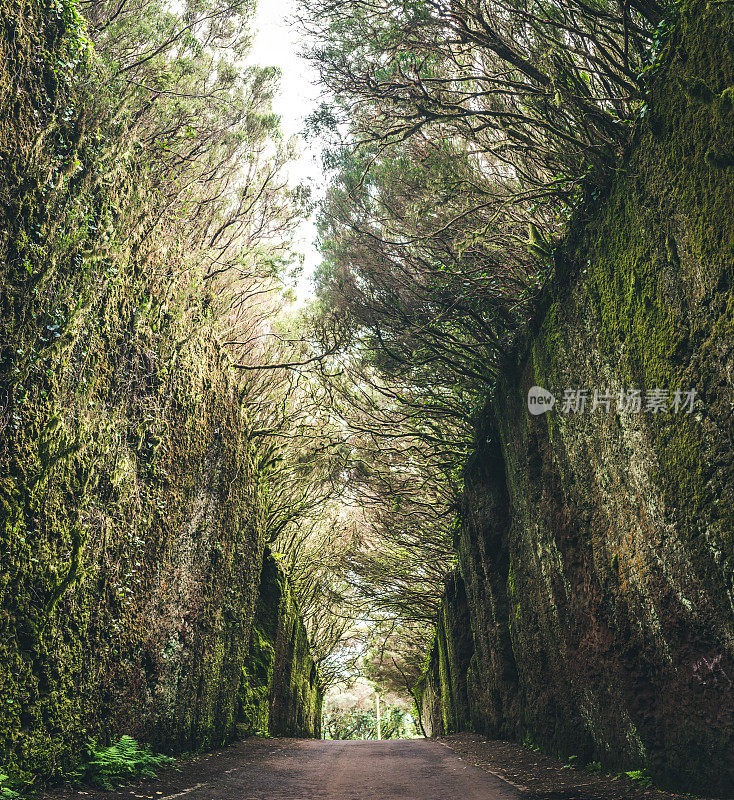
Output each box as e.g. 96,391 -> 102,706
304,0 -> 661,193
83,0 -> 307,332
76,0 -> 360,686
322,682 -> 418,739
293,0 -> 669,681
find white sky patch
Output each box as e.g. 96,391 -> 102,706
247,0 -> 324,302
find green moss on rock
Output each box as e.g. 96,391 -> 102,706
423,1 -> 734,795
238,550 -> 323,739
0,0 -> 321,789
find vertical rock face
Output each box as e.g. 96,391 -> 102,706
239,549 -> 323,739
0,0 -> 320,785
421,1 -> 734,795
415,572 -> 473,737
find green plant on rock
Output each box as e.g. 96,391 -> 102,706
75,736 -> 174,790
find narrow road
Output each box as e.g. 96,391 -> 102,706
207,739 -> 520,800
48,739 -> 521,800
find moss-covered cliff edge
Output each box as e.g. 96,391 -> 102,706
420,0 -> 734,795
239,549 -> 323,740
414,572 -> 472,738
0,0 -> 321,787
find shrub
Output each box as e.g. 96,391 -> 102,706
76,736 -> 174,790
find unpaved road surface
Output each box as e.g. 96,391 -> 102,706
205,739 -> 521,799
42,736 -> 703,800
42,739 -> 520,800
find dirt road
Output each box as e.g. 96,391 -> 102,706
39,736 -> 708,800
220,739 -> 521,799
44,739 -> 521,800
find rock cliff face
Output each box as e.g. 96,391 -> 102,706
415,572 -> 472,738
0,0 -> 320,785
421,1 -> 734,795
239,549 -> 323,739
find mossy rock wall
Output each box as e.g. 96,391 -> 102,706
414,572 -> 473,737
239,549 -> 323,739
414,645 -> 440,738
0,0 -> 319,785
426,1 -> 734,795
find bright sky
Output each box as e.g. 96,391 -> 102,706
247,0 -> 324,301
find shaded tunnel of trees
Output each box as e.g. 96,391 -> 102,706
1,0 -> 732,794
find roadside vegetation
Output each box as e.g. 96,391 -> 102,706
73,737 -> 174,791
322,680 -> 419,740
0,772 -> 18,799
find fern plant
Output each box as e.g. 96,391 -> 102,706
77,736 -> 174,790
0,771 -> 18,799
624,769 -> 653,788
